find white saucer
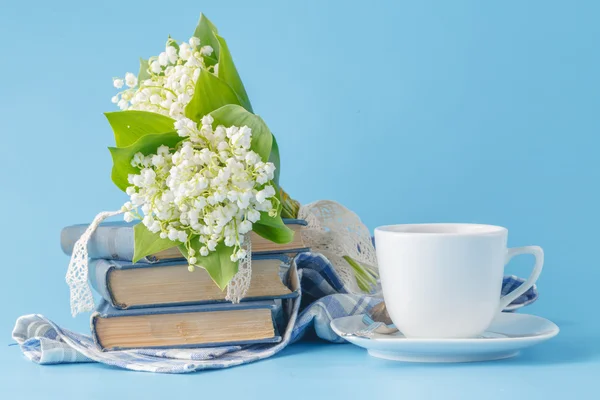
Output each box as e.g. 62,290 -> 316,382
330,313 -> 559,363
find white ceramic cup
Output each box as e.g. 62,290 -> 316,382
374,223 -> 543,338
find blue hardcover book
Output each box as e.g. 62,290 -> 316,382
90,254 -> 299,309
91,299 -> 282,351
61,219 -> 309,263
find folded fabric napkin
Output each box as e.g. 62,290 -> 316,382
11,252 -> 538,373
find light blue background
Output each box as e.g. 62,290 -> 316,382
1,0 -> 598,398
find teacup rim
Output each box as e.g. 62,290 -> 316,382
375,223 -> 507,237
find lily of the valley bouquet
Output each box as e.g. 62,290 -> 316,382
67,15 -> 378,316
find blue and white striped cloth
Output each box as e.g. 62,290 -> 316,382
12,252 -> 538,373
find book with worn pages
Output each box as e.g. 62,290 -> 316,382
90,254 -> 297,309
91,300 -> 282,350
61,219 -> 309,262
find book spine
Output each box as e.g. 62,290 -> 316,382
89,312 -> 103,350
89,260 -> 120,308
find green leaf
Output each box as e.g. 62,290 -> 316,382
210,104 -> 273,161
109,132 -> 184,191
137,58 -> 151,83
133,224 -> 178,263
105,111 -> 176,148
268,134 -> 280,186
252,212 -> 294,244
184,69 -> 243,122
193,14 -> 220,59
181,241 -> 238,290
214,34 -> 252,112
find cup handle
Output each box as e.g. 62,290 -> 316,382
498,246 -> 544,312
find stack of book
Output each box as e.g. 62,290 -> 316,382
60,219 -> 308,351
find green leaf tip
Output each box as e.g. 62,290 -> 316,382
214,34 -> 252,112
105,110 -> 176,148
184,69 -> 245,122
133,224 -> 179,263
184,241 -> 238,290
252,212 -> 295,245
193,14 -> 220,59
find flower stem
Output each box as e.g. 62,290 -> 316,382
279,186 -> 300,219
343,255 -> 379,293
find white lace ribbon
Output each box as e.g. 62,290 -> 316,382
225,235 -> 252,303
66,210 -> 123,317
298,200 -> 378,293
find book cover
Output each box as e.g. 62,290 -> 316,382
61,219 -> 309,262
91,299 -> 282,351
90,254 -> 299,309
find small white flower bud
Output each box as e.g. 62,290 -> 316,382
247,209 -> 260,223
150,61 -> 162,74
125,72 -> 137,88
124,212 -> 134,222
113,78 -> 124,89
166,46 -> 178,63
236,248 -> 247,260
150,94 -> 161,105
149,221 -> 161,233
189,37 -> 201,48
239,220 -> 252,234
179,43 -> 192,61
207,240 -> 217,251
200,45 -> 213,56
158,52 -> 168,66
